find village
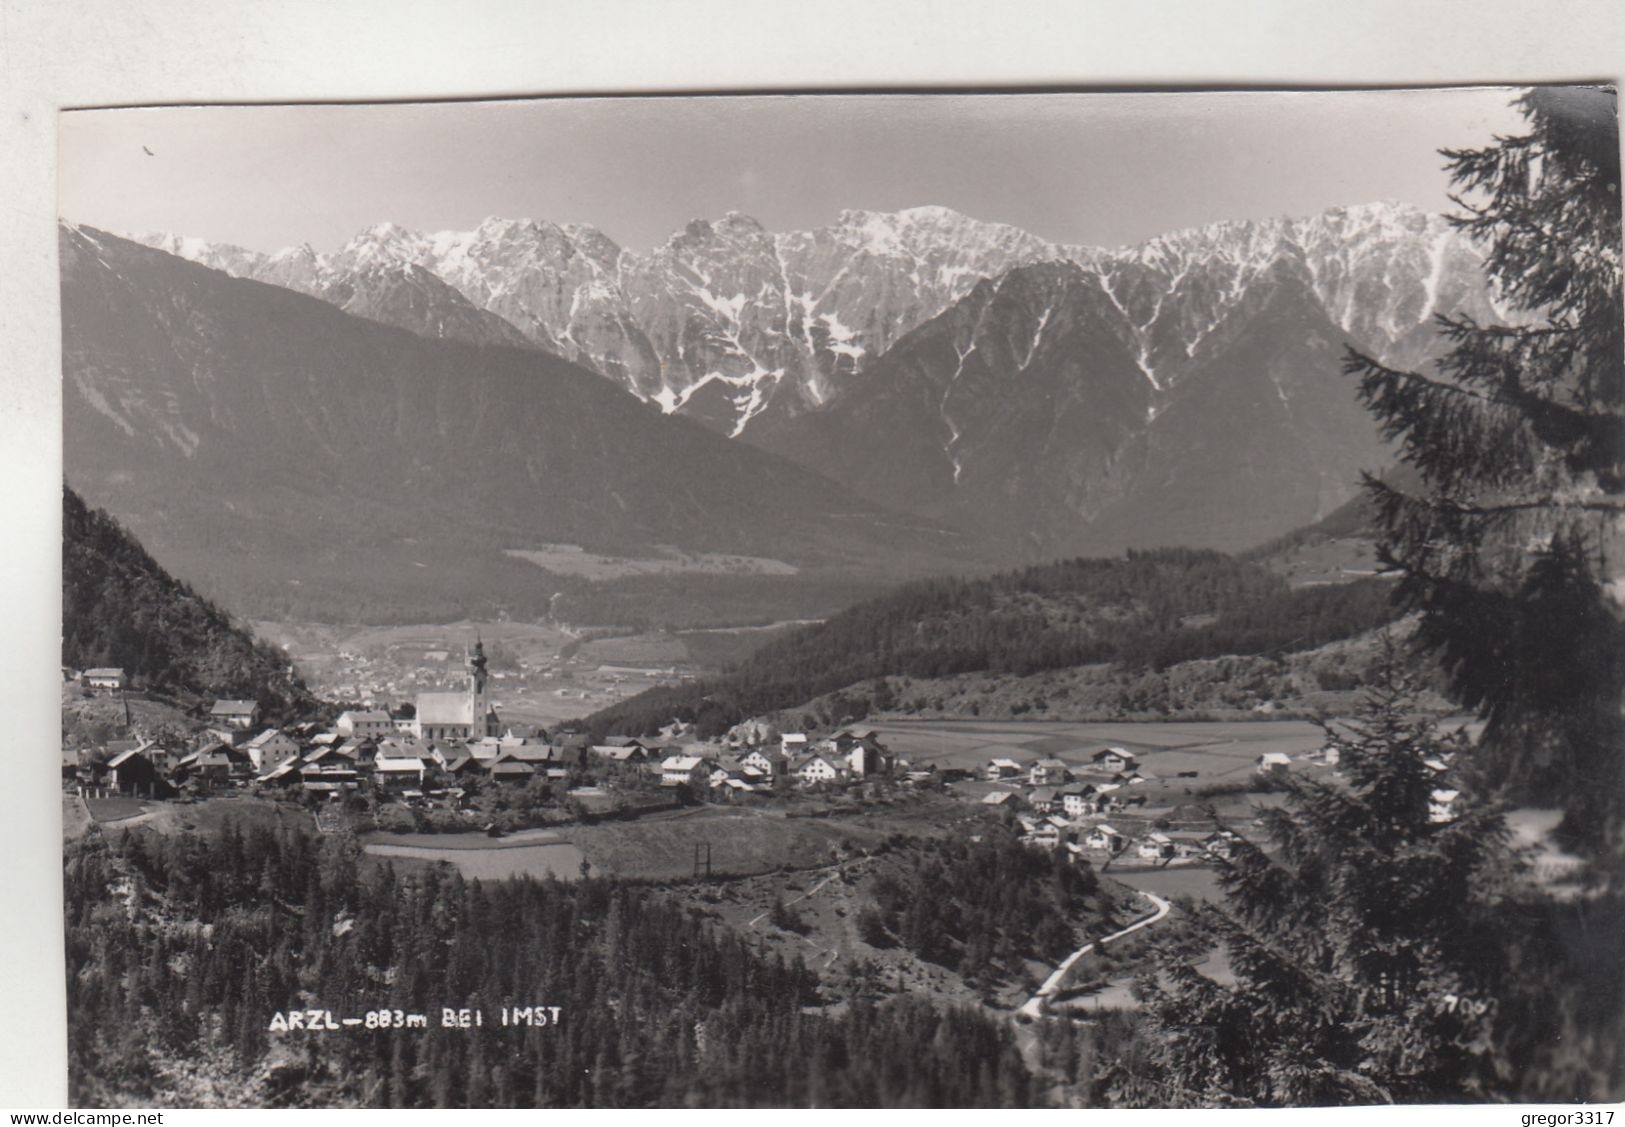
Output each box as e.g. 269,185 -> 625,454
61,642 -> 1463,870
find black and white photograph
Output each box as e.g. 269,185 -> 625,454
43,76 -> 1624,1109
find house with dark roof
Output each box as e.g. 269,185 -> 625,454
210,699 -> 261,730
105,742 -> 167,796
488,758 -> 536,784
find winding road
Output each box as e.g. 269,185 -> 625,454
1017,890 -> 1171,1019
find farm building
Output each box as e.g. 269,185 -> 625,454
82,667 -> 125,693
1090,747 -> 1137,774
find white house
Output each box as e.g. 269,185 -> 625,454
83,667 -> 125,693
660,755 -> 712,787
336,709 -> 394,740
985,758 -> 1023,781
847,741 -> 891,778
1429,788 -> 1460,824
1028,758 -> 1072,786
740,749 -> 784,777
794,754 -> 841,784
1090,747 -> 1137,774
1257,752 -> 1293,774
1137,831 -> 1173,861
1085,824 -> 1125,852
243,729 -> 299,772
1059,785 -> 1097,819
375,755 -> 428,789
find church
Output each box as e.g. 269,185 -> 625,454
412,639 -> 502,742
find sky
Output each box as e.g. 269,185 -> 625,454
58,88 -> 1533,255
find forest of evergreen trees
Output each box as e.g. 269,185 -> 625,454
62,486 -> 318,721
65,822 -> 1036,1108
862,834 -> 1110,987
584,549 -> 1398,737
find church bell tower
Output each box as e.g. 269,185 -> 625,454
468,636 -> 493,737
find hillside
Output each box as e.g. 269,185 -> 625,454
62,485 -> 318,721
61,223 -> 982,623
582,548 -> 1400,737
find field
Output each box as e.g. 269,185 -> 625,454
1109,865 -> 1226,903
83,795 -> 150,823
874,718 -> 1329,766
251,618 -> 683,726
504,544 -> 798,581
363,840 -> 586,881
1260,535 -> 1384,588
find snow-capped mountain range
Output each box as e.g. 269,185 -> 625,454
133,200 -> 1496,439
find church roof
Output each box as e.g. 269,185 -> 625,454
416,692 -> 474,726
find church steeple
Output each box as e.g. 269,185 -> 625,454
467,635 -> 495,738
469,634 -> 489,696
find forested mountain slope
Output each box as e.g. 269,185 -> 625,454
63,485 -> 317,720
584,548 -> 1399,736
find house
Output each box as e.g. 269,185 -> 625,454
591,742 -> 649,765
660,755 -> 712,787
980,790 -> 1022,809
336,709 -> 395,740
438,754 -> 482,779
780,733 -> 809,756
1429,788 -> 1460,824
1090,747 -> 1137,774
1256,752 -> 1292,775
1058,784 -> 1097,819
82,667 -> 125,693
1025,821 -> 1061,847
300,757 -> 360,792
244,729 -> 299,772
107,743 -> 169,797
1028,786 -> 1060,813
257,756 -> 303,788
985,758 -> 1023,781
337,738 -> 380,768
846,740 -> 892,778
375,754 -> 429,789
484,741 -> 558,767
793,754 -> 842,785
62,749 -> 94,784
740,749 -> 785,778
1084,824 -> 1126,852
1203,830 -> 1241,860
1163,830 -> 1212,859
551,732 -> 590,762
209,699 -> 261,730
487,759 -> 536,785
1028,758 -> 1072,786
430,744 -> 466,771
193,748 -> 241,785
1137,832 -> 1174,861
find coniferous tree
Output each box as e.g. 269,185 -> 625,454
1112,653 -> 1526,1106
1341,86 -> 1625,858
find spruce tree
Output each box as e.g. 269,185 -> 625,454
1113,653 -> 1525,1106
1341,86 -> 1624,858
